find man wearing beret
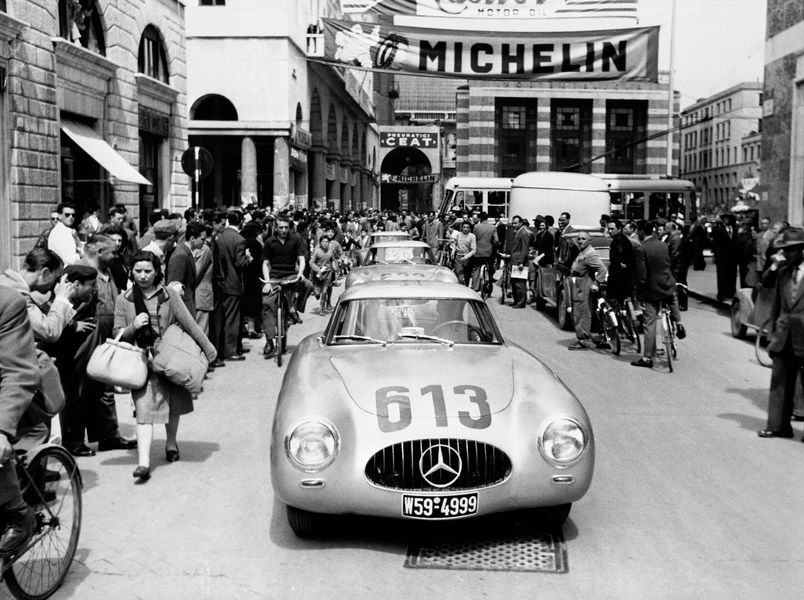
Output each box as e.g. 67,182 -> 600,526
141,219 -> 180,265
758,228 -> 804,438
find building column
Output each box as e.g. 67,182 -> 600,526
327,155 -> 340,212
273,136 -> 290,210
351,167 -> 361,212
590,98 -> 606,174
310,146 -> 327,209
340,161 -> 352,210
241,136 -> 258,206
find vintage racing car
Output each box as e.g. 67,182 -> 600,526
270,281 -> 595,537
355,230 -> 411,265
345,240 -> 458,288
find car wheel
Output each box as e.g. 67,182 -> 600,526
557,289 -> 573,331
286,505 -> 327,538
730,299 -> 747,339
525,503 -> 572,531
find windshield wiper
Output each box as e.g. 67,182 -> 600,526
396,333 -> 454,347
333,335 -> 387,347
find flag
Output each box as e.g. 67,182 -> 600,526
341,0 -> 639,20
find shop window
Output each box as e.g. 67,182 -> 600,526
138,26 -> 169,84
605,101 -> 647,173
58,0 -> 105,55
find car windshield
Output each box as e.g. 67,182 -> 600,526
371,233 -> 409,244
327,297 -> 502,345
369,246 -> 433,265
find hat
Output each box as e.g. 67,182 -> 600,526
64,264 -> 98,283
774,228 -> 804,248
152,219 -> 181,239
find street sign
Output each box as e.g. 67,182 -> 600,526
181,146 -> 214,179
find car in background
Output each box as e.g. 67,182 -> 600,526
345,240 -> 458,288
270,281 -> 595,537
355,230 -> 411,265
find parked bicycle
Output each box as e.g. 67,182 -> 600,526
497,252 -> 511,306
476,262 -> 493,300
435,238 -> 454,269
617,297 -> 642,354
594,295 -> 621,356
3,444 -> 82,600
262,276 -> 300,367
656,298 -> 678,372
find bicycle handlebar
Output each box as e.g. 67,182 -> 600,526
260,276 -> 300,286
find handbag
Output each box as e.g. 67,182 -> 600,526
86,330 -> 149,390
151,324 -> 208,395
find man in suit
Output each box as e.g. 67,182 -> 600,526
606,218 -> 636,310
213,211 -> 252,361
632,220 -> 686,368
509,215 -> 531,308
0,286 -> 41,554
711,213 -> 738,301
758,228 -> 804,438
167,220 -> 207,315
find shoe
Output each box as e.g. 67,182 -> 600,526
757,429 -> 794,438
568,341 -> 589,350
263,343 -> 277,359
792,415 -> 804,422
595,341 -> 611,350
97,436 -> 137,451
0,505 -> 33,556
289,310 -> 303,324
67,444 -> 96,457
238,348 -> 251,354
210,359 -> 226,368
675,323 -> 686,339
133,466 -> 151,481
225,354 -> 246,361
511,303 -> 526,309
631,358 -> 654,368
165,447 -> 180,462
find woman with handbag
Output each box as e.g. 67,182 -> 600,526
113,251 -> 216,482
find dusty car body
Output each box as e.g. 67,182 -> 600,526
270,281 -> 595,537
345,240 -> 458,288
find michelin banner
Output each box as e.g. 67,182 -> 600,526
320,18 -> 658,81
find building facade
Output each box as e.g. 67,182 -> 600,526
0,0 -> 188,267
679,82 -> 762,215
455,79 -> 677,181
761,0 -> 804,225
186,0 -> 380,213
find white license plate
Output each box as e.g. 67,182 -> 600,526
401,493 -> 478,520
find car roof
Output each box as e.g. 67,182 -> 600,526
369,240 -> 430,248
339,280 -> 483,301
369,231 -> 410,237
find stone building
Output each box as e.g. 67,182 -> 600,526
0,0 -> 188,267
679,82 -> 762,214
455,79 -> 678,180
761,0 -> 804,225
186,0 -> 380,212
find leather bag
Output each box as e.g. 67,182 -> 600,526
32,349 -> 65,417
86,330 -> 148,390
150,324 -> 208,395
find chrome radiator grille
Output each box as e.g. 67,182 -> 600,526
365,438 -> 512,491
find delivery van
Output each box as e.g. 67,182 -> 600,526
438,177 -> 513,220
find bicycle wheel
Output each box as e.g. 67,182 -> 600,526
5,445 -> 82,600
662,312 -> 674,373
498,267 -> 508,305
620,310 -> 641,354
276,303 -> 284,368
604,317 -> 621,356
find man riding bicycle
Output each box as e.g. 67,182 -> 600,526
261,216 -> 313,359
605,218 -> 637,312
0,286 -> 41,555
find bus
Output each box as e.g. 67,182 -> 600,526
599,174 -> 697,224
438,177 -> 513,220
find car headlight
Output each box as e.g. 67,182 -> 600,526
285,419 -> 339,472
540,418 -> 586,465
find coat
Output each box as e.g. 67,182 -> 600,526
194,243 -> 213,312
510,226 -> 532,267
608,232 -> 636,298
0,286 -> 39,439
764,264 -> 804,357
214,227 -> 250,296
635,236 -> 676,302
166,242 -> 197,314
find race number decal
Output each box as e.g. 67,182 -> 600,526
375,385 -> 492,432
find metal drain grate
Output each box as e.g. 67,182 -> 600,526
405,533 -> 567,573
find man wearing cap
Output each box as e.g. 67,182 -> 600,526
141,219 -> 179,264
758,228 -> 804,438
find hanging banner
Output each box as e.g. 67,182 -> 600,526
341,0 -> 639,20
320,18 -> 658,81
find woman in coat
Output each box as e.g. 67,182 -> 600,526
114,251 -> 216,482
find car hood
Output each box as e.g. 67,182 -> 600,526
329,345 -> 514,416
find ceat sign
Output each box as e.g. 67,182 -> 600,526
381,131 -> 438,148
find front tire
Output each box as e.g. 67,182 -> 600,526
604,323 -> 621,356
557,288 -> 572,331
286,505 -> 327,538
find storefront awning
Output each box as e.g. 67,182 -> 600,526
60,119 -> 151,186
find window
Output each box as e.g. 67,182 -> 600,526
199,0 -> 225,5
551,99 -> 592,173
138,26 -> 169,83
58,0 -> 105,55
501,106 -> 525,130
0,1 -> 6,12
605,100 -> 647,174
495,99 -> 537,177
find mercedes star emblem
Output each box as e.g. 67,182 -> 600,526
419,443 -> 462,488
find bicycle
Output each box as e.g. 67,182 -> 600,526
656,298 -> 678,372
475,261 -> 493,300
262,276 -> 300,368
497,253 -> 511,306
594,295 -> 621,356
617,297 -> 642,355
435,238 -> 454,269
3,444 -> 82,600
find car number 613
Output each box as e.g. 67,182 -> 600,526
375,384 -> 491,432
